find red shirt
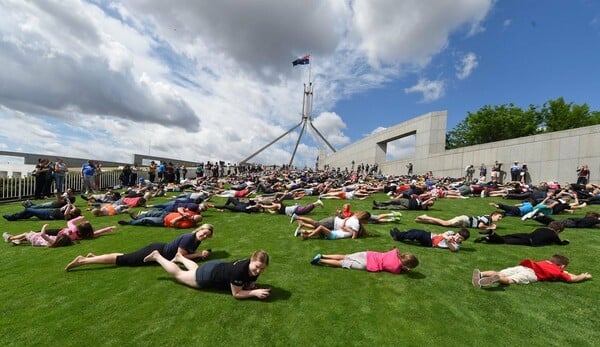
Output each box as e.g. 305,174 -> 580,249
519,259 -> 571,282
163,210 -> 197,229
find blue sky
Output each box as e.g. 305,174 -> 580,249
0,0 -> 598,167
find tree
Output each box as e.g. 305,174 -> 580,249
446,98 -> 600,149
539,97 -> 592,132
446,104 -> 538,149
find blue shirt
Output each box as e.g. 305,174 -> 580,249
82,163 -> 95,176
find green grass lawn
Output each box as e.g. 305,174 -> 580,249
1,193 -> 599,346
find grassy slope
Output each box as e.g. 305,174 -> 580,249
0,193 -> 599,346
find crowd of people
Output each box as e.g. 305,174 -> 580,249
3,159 -> 596,299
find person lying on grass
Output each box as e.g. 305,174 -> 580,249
473,221 -> 569,246
310,247 -> 418,274
336,202 -> 401,224
472,254 -> 592,288
64,224 -> 213,271
3,224 -> 73,248
389,228 -> 470,252
117,207 -> 202,228
143,249 -> 271,300
531,211 -> 600,229
414,211 -> 503,231
3,200 -> 81,221
298,211 -> 371,240
258,198 -> 323,217
4,215 -> 115,245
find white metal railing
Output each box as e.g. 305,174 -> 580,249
0,171 -> 130,202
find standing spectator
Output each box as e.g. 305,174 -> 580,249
157,162 -> 166,182
479,163 -> 487,181
42,160 -> 54,198
577,165 -> 590,185
147,161 -> 157,183
54,158 -> 68,194
406,162 -> 413,176
93,162 -> 102,191
510,161 -> 521,182
175,164 -> 181,183
165,162 -> 175,183
491,160 -> 503,183
81,160 -> 96,194
182,165 -> 188,180
129,165 -> 138,187
520,162 -> 529,183
465,164 -> 475,182
195,163 -> 203,178
33,159 -> 48,199
120,165 -> 132,188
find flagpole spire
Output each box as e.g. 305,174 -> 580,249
308,53 -> 312,84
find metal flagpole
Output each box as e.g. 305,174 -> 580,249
239,54 -> 336,166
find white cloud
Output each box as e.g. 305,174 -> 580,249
351,0 -> 492,66
456,52 -> 478,80
0,0 -> 494,167
404,79 -> 446,102
503,19 -> 512,27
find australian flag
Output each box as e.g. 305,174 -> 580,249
292,55 -> 310,66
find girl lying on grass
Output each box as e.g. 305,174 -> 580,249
3,216 -> 115,245
3,224 -> 73,247
143,249 -> 271,300
310,247 -> 419,274
65,224 -> 214,271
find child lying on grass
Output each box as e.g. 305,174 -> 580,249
310,247 -> 418,274
472,254 -> 592,288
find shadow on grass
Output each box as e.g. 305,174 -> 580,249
405,271 -> 426,280
205,250 -> 230,260
457,246 -> 477,252
481,285 -> 508,292
155,279 -> 292,301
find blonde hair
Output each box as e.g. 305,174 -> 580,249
196,223 -> 214,236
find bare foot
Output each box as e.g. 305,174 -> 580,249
65,256 -> 85,271
171,252 -> 186,263
143,250 -> 160,263
488,202 -> 499,208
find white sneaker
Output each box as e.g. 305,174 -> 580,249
480,190 -> 486,198
11,239 -> 21,245
294,226 -> 302,237
479,274 -> 500,287
3,232 -> 11,243
521,210 -> 537,221
315,200 -> 324,208
290,213 -> 298,224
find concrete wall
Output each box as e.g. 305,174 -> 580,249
322,111 -> 600,184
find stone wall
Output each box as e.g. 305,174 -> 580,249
322,111 -> 599,184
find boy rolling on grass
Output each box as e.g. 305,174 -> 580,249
472,254 -> 592,288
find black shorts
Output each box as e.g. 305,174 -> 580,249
115,243 -> 165,266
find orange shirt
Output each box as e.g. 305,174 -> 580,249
163,210 -> 197,228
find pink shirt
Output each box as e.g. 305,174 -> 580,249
366,249 -> 402,273
57,216 -> 114,240
58,216 -> 85,240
